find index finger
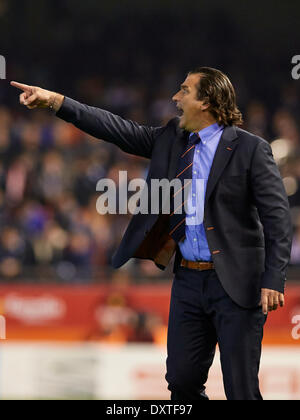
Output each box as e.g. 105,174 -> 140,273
10,81 -> 32,92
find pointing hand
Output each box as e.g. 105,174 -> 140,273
10,81 -> 64,111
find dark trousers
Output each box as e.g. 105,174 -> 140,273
165,266 -> 267,400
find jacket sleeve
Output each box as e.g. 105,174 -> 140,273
250,139 -> 293,293
56,96 -> 163,159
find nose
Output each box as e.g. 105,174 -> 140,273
172,91 -> 179,102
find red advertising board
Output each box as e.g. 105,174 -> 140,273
0,283 -> 299,344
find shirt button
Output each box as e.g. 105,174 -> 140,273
193,171 -> 197,175
197,150 -> 200,153
193,194 -> 196,197
194,238 -> 197,242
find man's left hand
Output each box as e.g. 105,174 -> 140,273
260,288 -> 284,315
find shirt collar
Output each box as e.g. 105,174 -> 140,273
189,122 -> 223,144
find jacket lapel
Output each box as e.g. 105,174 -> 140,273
204,125 -> 239,207
167,122 -> 239,208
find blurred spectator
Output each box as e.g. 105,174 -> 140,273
291,213 -> 300,266
244,101 -> 269,139
272,109 -> 300,151
88,291 -> 167,344
0,226 -> 35,279
92,292 -> 138,343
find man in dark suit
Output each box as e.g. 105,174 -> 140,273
11,67 -> 292,400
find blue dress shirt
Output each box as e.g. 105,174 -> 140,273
178,122 -> 224,261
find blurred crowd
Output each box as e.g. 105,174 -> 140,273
0,98 -> 153,282
0,74 -> 299,284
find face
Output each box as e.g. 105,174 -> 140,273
172,73 -> 210,132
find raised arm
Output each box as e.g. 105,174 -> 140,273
11,81 -> 161,159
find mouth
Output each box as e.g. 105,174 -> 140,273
176,106 -> 184,117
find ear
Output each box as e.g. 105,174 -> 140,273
199,98 -> 210,111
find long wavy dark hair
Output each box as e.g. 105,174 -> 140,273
189,67 -> 243,126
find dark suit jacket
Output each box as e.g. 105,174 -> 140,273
56,97 -> 292,308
